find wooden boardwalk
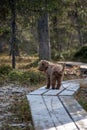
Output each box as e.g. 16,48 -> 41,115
27,79 -> 87,130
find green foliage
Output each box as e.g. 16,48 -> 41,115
0,57 -> 45,86
0,65 -> 12,75
51,49 -> 75,61
26,70 -> 45,85
8,70 -> 23,81
51,49 -> 63,61
29,59 -> 39,67
8,69 -> 45,85
11,97 -> 33,122
25,59 -> 39,69
73,45 -> 87,62
78,98 -> 87,111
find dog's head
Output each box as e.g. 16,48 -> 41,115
38,60 -> 49,72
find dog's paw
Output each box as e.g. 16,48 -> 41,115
55,87 -> 60,90
45,87 -> 50,89
52,87 -> 55,89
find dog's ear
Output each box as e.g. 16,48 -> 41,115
38,60 -> 44,66
40,60 -> 49,70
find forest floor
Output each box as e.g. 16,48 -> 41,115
0,56 -> 87,130
0,84 -> 34,130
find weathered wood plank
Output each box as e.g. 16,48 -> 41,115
59,83 -> 80,96
29,82 -> 79,96
62,79 -> 84,84
29,86 -> 49,95
62,82 -> 79,90
59,90 -> 75,96
27,95 -> 56,130
43,96 -> 78,130
62,82 -> 74,88
60,96 -> 87,130
29,81 -> 80,96
43,86 -> 64,96
27,79 -> 87,130
66,83 -> 80,92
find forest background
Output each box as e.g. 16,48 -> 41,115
0,1 -> 87,130
0,0 -> 87,66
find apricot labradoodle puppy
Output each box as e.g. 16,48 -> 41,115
38,60 -> 65,89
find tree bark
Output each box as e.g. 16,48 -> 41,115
37,12 -> 51,61
9,0 -> 16,68
77,27 -> 83,46
0,43 -> 3,53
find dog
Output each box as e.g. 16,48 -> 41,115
38,60 -> 65,89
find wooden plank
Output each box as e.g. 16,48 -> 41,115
29,86 -> 49,95
60,96 -> 87,130
58,61 -> 85,66
43,82 -> 79,96
29,82 -> 71,96
67,83 -> 80,92
62,82 -> 79,89
80,65 -> 87,69
62,82 -> 73,88
62,79 -> 82,84
29,81 -> 80,96
59,90 -> 75,96
43,86 -> 64,96
59,83 -> 80,96
43,96 -> 78,130
27,95 -> 56,130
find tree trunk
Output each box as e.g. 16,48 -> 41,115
37,12 -> 51,61
9,0 -> 16,68
77,27 -> 83,46
0,43 -> 3,53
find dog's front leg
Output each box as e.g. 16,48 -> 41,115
46,76 -> 50,89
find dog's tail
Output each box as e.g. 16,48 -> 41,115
61,63 -> 66,81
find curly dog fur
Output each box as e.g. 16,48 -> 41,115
38,60 -> 65,89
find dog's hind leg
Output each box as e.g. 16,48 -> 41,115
56,76 -> 62,89
51,75 -> 56,89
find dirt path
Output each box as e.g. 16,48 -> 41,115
0,84 -> 33,130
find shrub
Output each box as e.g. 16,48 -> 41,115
0,65 -> 12,75
73,45 -> 87,62
8,69 -> 46,86
8,70 -> 23,82
25,59 -> 39,69
23,69 -> 45,85
51,49 -> 61,60
51,49 -> 75,61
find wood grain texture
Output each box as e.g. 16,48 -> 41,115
27,79 -> 87,130
60,96 -> 87,130
27,95 -> 56,130
43,96 -> 78,130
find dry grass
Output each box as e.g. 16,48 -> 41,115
0,55 -> 39,70
0,54 -> 39,130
